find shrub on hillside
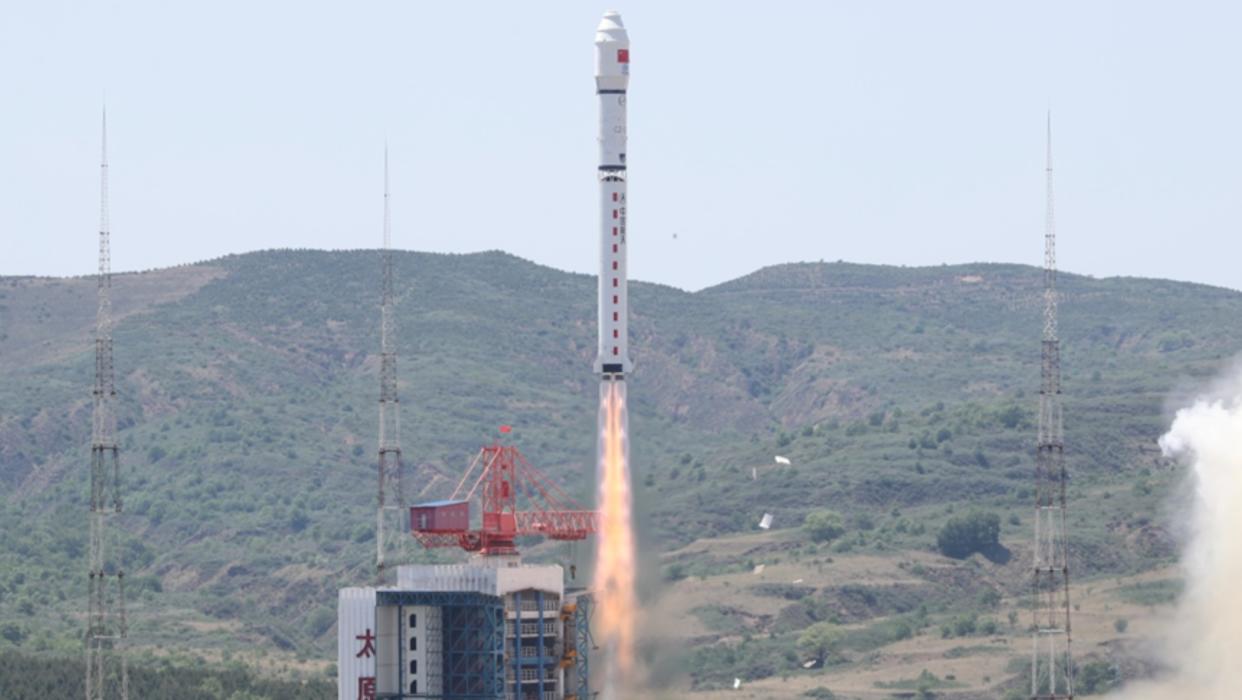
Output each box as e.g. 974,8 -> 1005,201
803,510 -> 846,543
936,511 -> 1000,559
1077,660 -> 1120,694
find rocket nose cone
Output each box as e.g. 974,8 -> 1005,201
596,10 -> 629,44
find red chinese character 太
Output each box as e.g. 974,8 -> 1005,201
357,676 -> 376,700
355,628 -> 376,659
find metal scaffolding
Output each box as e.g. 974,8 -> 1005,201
376,591 -> 505,699
507,590 -> 561,700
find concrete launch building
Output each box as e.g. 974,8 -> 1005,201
338,562 -> 592,700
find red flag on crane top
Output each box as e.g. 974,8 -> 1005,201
499,425 -> 512,434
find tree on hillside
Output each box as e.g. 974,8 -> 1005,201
802,510 -> 846,543
936,511 -> 1001,559
797,621 -> 845,666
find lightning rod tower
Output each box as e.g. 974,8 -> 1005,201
376,146 -> 406,583
1031,113 -> 1074,699
86,108 -> 129,700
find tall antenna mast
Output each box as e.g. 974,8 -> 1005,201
1031,111 -> 1073,699
376,145 -> 405,583
86,107 -> 129,700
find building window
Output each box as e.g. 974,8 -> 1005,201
612,261 -> 618,270
409,680 -> 418,694
612,244 -> 618,253
613,295 -> 618,304
612,192 -> 618,201
408,614 -> 417,629
613,330 -> 618,338
612,210 -> 618,219
613,312 -> 618,321
613,227 -> 618,236
409,636 -> 417,651
409,659 -> 417,674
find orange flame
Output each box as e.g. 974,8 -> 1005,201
594,379 -> 637,681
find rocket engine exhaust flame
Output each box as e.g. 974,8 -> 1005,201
594,379 -> 637,687
1114,368 -> 1242,699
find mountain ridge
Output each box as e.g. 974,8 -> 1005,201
0,248 -> 1236,694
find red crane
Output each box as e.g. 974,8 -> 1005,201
410,437 -> 598,557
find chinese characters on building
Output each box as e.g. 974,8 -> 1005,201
356,628 -> 376,700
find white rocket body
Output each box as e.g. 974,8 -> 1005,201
594,10 -> 631,377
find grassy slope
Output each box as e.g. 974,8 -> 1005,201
0,250 -> 1236,693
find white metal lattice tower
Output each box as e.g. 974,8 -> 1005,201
86,107 -> 129,700
1031,112 -> 1074,699
376,146 -> 406,583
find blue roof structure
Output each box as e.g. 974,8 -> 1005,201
414,499 -> 468,508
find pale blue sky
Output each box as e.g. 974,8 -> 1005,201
2,1 -> 1239,291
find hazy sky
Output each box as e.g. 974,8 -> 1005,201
2,1 -> 1239,291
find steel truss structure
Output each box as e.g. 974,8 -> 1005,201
86,108 -> 129,700
574,595 -> 594,700
377,147 -> 407,583
1031,113 -> 1074,699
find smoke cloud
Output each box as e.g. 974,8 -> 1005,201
1116,370 -> 1242,699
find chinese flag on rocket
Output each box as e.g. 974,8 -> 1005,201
617,49 -> 629,63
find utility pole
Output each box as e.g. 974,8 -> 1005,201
376,147 -> 405,583
1031,112 -> 1074,699
86,108 -> 129,700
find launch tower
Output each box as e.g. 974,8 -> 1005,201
1031,114 -> 1074,699
86,108 -> 129,700
377,148 -> 406,584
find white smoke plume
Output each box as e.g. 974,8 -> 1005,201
1116,369 -> 1242,699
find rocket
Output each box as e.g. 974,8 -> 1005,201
591,12 -> 638,689
594,10 -> 631,377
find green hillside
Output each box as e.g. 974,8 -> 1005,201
0,250 -> 1236,695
